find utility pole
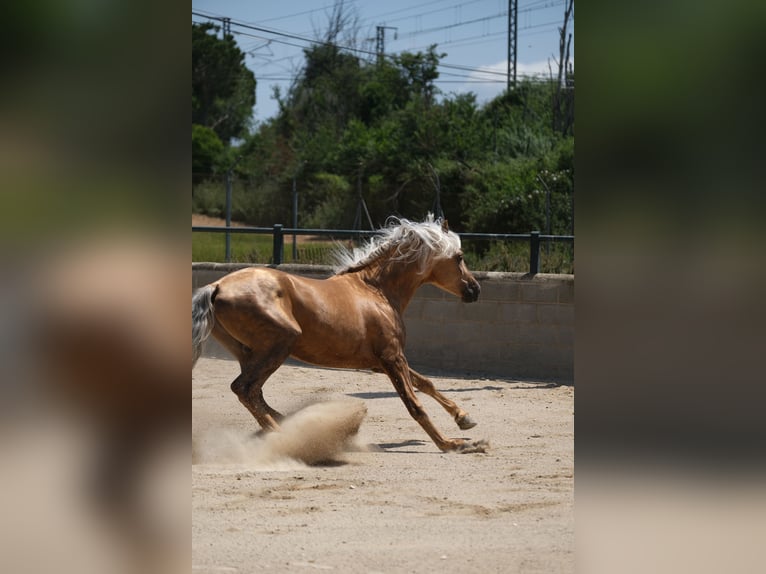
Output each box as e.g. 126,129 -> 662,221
375,25 -> 398,64
553,0 -> 574,134
291,161 -> 306,261
353,162 -> 374,231
557,0 -> 574,88
292,175 -> 298,261
221,17 -> 231,39
224,155 -> 243,262
507,0 -> 518,90
427,163 -> 444,220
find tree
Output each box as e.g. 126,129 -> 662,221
209,5 -> 574,242
192,124 -> 224,184
192,22 -> 256,144
392,46 -> 444,107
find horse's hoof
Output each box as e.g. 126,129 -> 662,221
456,414 -> 477,430
456,438 -> 489,454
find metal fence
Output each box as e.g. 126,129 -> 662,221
191,225 -> 574,275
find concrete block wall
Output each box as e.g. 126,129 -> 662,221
402,273 -> 573,381
192,263 -> 573,382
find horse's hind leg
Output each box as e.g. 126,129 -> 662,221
409,368 -> 477,430
208,321 -> 285,428
231,344 -> 292,432
212,286 -> 302,432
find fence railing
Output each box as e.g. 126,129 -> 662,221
191,225 -> 574,275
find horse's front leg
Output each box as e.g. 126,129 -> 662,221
408,368 -> 477,430
381,356 -> 487,453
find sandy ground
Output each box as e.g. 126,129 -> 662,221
192,357 -> 574,573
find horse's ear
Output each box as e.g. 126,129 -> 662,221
441,219 -> 449,232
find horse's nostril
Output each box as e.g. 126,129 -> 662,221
463,282 -> 480,302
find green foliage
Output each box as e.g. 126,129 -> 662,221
191,14 -> 574,271
286,44 -> 365,138
192,180 -> 224,218
463,240 -> 574,274
192,232 -> 271,264
192,177 -> 287,227
192,231 -> 339,265
392,46 -> 444,106
303,173 -> 354,229
192,124 -> 224,184
192,22 -> 256,143
358,62 -> 407,125
462,158 -> 542,232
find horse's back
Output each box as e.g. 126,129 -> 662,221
216,266 -> 289,293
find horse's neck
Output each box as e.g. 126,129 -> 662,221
359,261 -> 424,313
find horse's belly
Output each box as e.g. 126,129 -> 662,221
290,342 -> 375,370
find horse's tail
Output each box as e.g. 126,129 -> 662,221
192,283 -> 217,369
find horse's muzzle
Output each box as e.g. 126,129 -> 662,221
461,281 -> 481,303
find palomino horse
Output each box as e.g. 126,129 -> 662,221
192,216 -> 488,453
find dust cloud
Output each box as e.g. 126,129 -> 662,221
194,400 -> 368,468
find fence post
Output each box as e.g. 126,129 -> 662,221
225,171 -> 232,262
272,224 -> 284,265
529,231 -> 540,275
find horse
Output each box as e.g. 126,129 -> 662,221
192,215 -> 488,453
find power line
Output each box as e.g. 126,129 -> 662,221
193,11 -> 510,80
395,11 -> 506,41
192,9 -> 569,88
255,1 -> 355,24
400,20 -> 563,54
230,28 -> 312,52
364,0 -> 489,27
255,0 -> 474,29
193,10 -> 334,48
363,0 -> 463,22
394,16 -> 564,46
364,0 -> 563,29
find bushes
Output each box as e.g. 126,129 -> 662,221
192,178 -> 287,226
192,124 -> 225,185
302,173 -> 355,229
463,239 -> 574,274
192,180 -> 224,218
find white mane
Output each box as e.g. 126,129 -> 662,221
333,214 -> 462,275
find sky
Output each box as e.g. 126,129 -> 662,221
191,0 -> 574,125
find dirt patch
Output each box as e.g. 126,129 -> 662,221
193,358 -> 574,573
192,214 -> 331,245
192,213 -> 247,228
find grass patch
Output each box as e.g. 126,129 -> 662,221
192,232 -> 340,265
462,239 -> 574,274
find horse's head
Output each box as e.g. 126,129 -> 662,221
338,215 -> 481,303
427,249 -> 481,303
421,219 -> 480,303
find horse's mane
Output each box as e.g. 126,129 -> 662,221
332,214 -> 462,276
